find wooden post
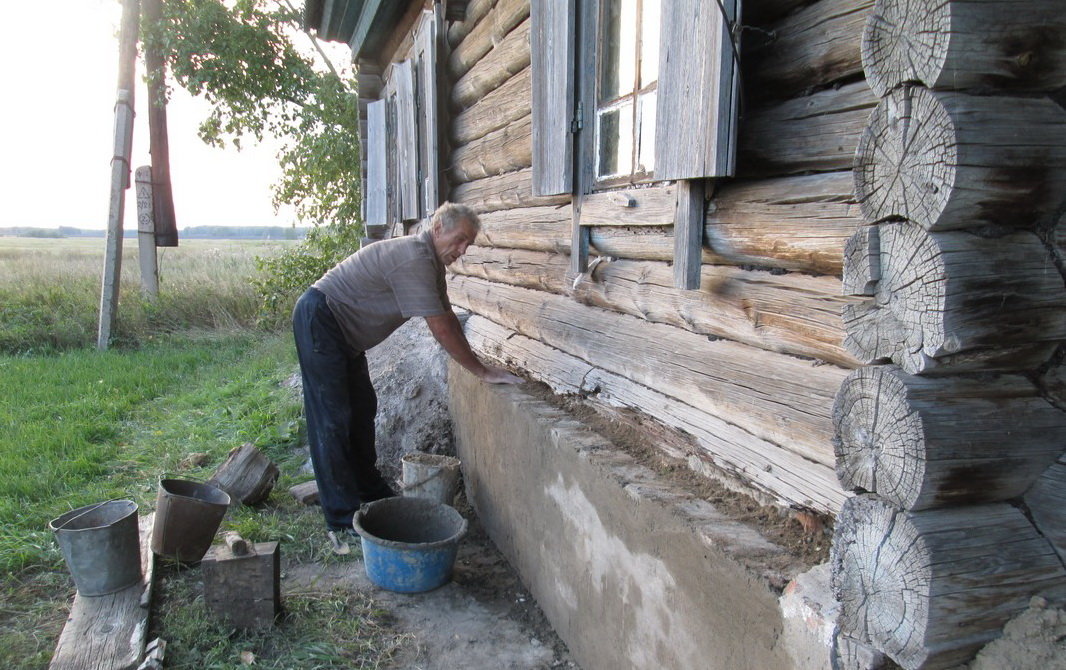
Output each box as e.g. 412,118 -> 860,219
143,0 -> 178,248
97,0 -> 140,350
134,166 -> 159,300
673,180 -> 706,290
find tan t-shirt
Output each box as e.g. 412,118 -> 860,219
313,230 -> 450,353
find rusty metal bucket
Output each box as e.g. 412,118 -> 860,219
151,477 -> 230,562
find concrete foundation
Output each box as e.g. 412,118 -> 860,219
449,363 -> 836,670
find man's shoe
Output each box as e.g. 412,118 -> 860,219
327,529 -> 354,555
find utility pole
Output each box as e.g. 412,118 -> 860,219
97,0 -> 140,350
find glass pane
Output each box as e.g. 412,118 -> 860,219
597,103 -> 634,179
636,91 -> 656,174
598,0 -> 637,103
639,1 -> 660,87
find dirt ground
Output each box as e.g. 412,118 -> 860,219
291,318 -> 575,669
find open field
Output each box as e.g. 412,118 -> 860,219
0,237 -> 296,353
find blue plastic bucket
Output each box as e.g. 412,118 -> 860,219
353,497 -> 468,593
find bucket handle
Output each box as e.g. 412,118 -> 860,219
51,498 -> 125,531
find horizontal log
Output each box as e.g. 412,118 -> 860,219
452,245 -> 858,365
449,168 -> 570,212
1024,455 -> 1066,565
854,86 -> 1066,230
451,16 -> 530,111
470,172 -> 862,275
707,172 -> 863,275
737,80 -> 878,178
581,184 -> 676,227
448,0 -> 528,80
447,0 -> 496,48
448,275 -> 848,466
451,65 -> 531,145
465,314 -> 846,513
742,0 -> 818,27
833,365 -> 1066,510
832,495 -> 1066,669
448,113 -> 532,183
862,0 -> 1066,97
842,221 -> 1066,374
746,0 -> 872,101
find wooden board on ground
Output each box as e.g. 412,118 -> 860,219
50,513 -> 156,670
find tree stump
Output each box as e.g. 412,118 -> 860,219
208,443 -> 279,506
861,0 -> 1066,97
833,365 -> 1066,509
853,86 -> 1066,231
841,221 -> 1066,374
831,494 -> 1066,669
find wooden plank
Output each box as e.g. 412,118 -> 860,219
655,0 -> 739,179
365,99 -> 388,227
570,193 -> 589,274
452,245 -> 858,366
530,2 -> 575,196
413,10 -> 440,217
673,180 -> 705,290
449,275 -> 847,466
50,514 -> 156,670
579,184 -> 676,227
394,60 -> 420,222
464,315 -> 846,513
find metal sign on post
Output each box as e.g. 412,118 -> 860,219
135,166 -> 159,300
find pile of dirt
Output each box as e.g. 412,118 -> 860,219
969,596 -> 1066,670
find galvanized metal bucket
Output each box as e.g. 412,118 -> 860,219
49,499 -> 141,596
401,453 -> 461,505
151,477 -> 230,563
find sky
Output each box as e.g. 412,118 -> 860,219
0,1 -> 333,230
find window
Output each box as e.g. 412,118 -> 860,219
595,0 -> 660,183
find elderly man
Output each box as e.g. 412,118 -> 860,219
293,202 -> 521,551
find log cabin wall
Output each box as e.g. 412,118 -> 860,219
440,0 -> 876,516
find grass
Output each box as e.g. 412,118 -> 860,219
0,238 -> 405,669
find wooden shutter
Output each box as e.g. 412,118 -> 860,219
394,60 -> 420,221
365,99 -> 388,227
530,0 -> 577,196
655,0 -> 740,180
413,10 -> 440,218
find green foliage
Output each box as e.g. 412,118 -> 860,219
145,0 -> 367,321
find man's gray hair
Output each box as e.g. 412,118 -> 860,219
432,201 -> 480,233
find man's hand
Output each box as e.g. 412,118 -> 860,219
479,364 -> 523,385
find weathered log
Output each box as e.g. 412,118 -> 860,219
1023,455 -> 1066,565
452,65 -> 531,145
707,171 -> 863,275
448,113 -> 532,183
288,480 -> 320,506
842,221 -> 1066,374
833,365 -> 1066,510
449,168 -> 570,212
449,275 -> 847,466
452,245 -> 858,366
451,16 -> 530,111
743,0 -> 818,27
841,224 -> 878,296
447,0 -> 497,47
208,443 -> 279,506
448,0 -> 528,80
464,314 -> 846,512
854,86 -> 1066,231
862,0 -> 1066,97
831,494 -> 1066,669
746,0 -> 872,101
737,80 -> 878,178
469,172 -> 862,275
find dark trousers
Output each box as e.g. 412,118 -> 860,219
292,288 -> 395,530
